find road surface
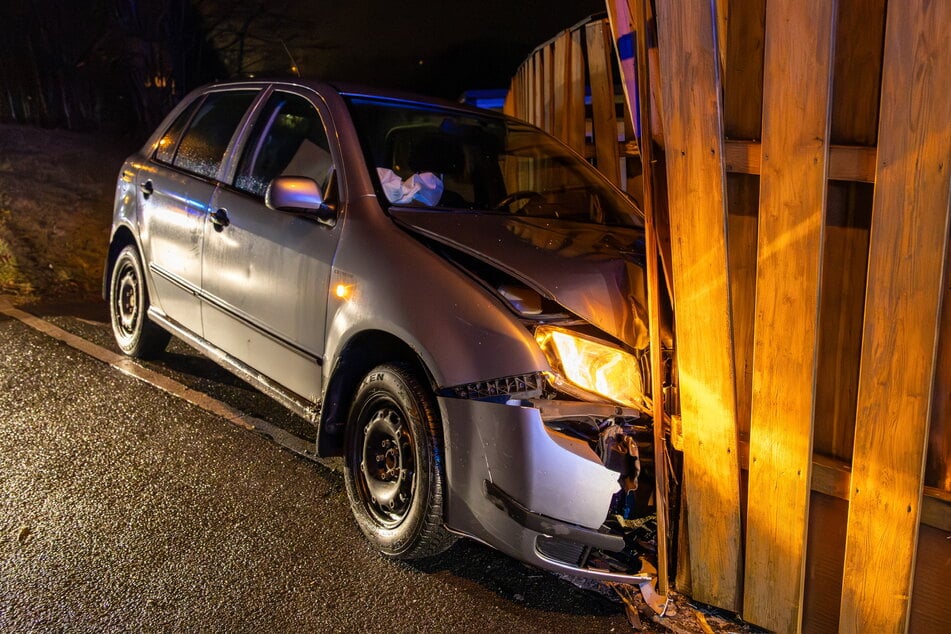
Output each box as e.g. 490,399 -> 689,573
0,299 -> 633,632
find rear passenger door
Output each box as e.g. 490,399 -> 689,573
200,89 -> 341,403
140,89 -> 259,335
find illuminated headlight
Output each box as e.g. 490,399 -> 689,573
535,325 -> 646,409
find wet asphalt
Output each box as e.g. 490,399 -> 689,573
0,305 -> 631,633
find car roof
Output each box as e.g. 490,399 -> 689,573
196,78 -> 504,120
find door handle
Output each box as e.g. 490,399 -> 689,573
209,208 -> 230,230
139,180 -> 154,198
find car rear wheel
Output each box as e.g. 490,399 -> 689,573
343,363 -> 456,559
109,245 -> 170,359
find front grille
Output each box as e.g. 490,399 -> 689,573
448,372 -> 545,400
535,535 -> 589,567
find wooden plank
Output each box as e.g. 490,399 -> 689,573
541,43 -> 554,134
813,182 -> 873,461
927,246 -> 950,491
552,32 -> 569,141
740,441 -> 951,532
802,493 -> 848,633
502,86 -> 515,118
723,0 -> 765,140
585,20 -> 621,185
566,28 -> 586,155
743,0 -> 836,629
828,145 -> 878,183
908,525 -> 951,632
921,487 -> 951,533
654,0 -> 743,611
721,0 -> 765,445
840,1 -> 951,631
532,51 -> 544,128
627,0 -> 671,596
726,175 -> 758,439
831,0 -> 886,146
724,141 -> 876,182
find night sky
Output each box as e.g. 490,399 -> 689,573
280,0 -> 607,97
0,0 -> 606,132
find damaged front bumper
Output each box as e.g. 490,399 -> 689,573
439,396 -> 654,584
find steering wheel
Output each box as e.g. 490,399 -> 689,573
493,190 -> 544,213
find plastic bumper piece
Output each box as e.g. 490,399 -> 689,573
439,396 -> 650,584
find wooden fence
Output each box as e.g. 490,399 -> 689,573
505,3 -> 949,632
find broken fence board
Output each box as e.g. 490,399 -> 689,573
654,0 -> 743,611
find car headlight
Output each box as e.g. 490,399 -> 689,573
535,325 -> 647,410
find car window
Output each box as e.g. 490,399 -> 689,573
172,90 -> 258,180
345,97 -> 643,227
154,98 -> 201,164
234,92 -> 335,199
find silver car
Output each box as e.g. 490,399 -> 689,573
104,79 -> 666,584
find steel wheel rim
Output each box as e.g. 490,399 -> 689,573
114,261 -> 139,338
356,397 -> 416,528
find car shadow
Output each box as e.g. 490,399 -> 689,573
405,539 -> 622,617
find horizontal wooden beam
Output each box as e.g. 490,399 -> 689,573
723,140 -> 876,182
738,440 -> 950,532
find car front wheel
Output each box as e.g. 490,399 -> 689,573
343,363 -> 456,559
109,244 -> 170,359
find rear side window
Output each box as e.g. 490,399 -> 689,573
154,98 -> 201,164
172,90 -> 258,179
234,92 -> 334,198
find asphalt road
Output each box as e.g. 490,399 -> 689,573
0,302 -> 633,632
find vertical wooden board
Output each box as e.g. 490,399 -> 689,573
743,0 -> 836,630
533,52 -> 544,128
908,525 -> 951,631
723,0 -> 765,140
552,33 -> 569,142
726,174 -> 758,439
927,244 -> 950,491
585,20 -> 620,185
813,182 -> 873,461
830,0 -> 886,145
654,0 -> 743,611
541,44 -> 554,134
519,65 -> 527,119
566,28 -> 586,155
722,0 -> 765,437
840,2 -> 951,631
502,86 -> 515,118
801,493 -> 848,633
535,51 -> 546,128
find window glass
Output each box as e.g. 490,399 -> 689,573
344,97 -> 642,227
234,92 -> 335,198
173,90 -> 257,179
154,98 -> 201,164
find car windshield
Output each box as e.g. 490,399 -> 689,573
344,96 -> 643,228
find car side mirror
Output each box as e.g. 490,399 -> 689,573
265,176 -> 335,222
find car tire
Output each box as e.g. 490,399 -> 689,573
109,244 -> 170,359
343,363 -> 456,559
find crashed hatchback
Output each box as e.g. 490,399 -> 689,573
104,80 -> 672,583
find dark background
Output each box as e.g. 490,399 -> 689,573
0,0 -> 604,134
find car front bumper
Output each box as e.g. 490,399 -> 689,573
438,396 -> 652,584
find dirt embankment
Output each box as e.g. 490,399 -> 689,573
0,124 -> 139,302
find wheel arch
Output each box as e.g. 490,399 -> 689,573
102,224 -> 140,301
317,329 -> 436,457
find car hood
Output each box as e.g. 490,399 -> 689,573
390,209 -> 650,350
